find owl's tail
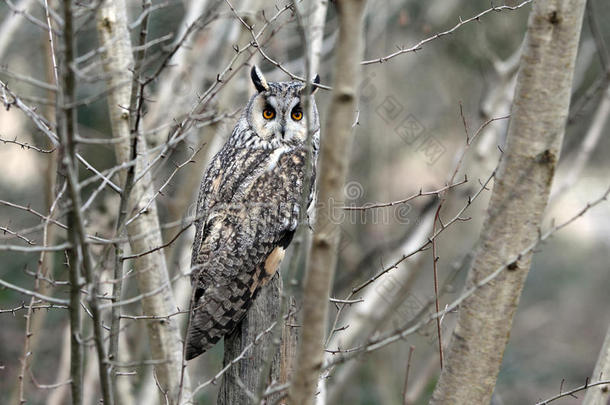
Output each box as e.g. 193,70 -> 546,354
185,281 -> 256,360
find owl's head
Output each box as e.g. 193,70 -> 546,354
245,66 -> 320,146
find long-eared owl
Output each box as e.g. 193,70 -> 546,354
185,66 -> 320,360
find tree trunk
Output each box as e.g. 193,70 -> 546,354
430,1 -> 587,403
289,1 -> 367,404
96,1 -> 191,403
218,274 -> 282,404
583,324 -> 610,404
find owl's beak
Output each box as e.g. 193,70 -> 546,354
279,123 -> 286,138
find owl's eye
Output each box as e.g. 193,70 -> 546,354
262,108 -> 275,120
291,110 -> 303,121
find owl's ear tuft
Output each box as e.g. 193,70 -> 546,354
251,65 -> 269,93
311,74 -> 321,94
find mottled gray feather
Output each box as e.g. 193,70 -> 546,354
186,74 -> 319,360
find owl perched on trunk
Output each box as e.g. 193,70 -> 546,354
185,66 -> 320,360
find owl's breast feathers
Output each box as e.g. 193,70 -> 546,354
185,144 -> 312,360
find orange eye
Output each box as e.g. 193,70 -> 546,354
291,110 -> 303,121
263,108 -> 275,120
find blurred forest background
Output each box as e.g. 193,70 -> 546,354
1,0 -> 609,404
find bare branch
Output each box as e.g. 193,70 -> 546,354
324,184 -> 610,367
0,277 -> 69,305
538,379 -> 610,405
341,179 -> 468,210
58,0 -> 114,402
361,0 -> 533,65
0,136 -> 56,153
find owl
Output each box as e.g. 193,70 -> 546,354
185,66 -> 320,360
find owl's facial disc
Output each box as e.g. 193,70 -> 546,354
255,95 -> 306,144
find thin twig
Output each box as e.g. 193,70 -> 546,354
341,179 -> 467,210
0,137 -> 56,153
323,185 -> 610,368
0,277 -> 69,305
431,205 -> 443,369
402,346 -> 415,405
536,379 -> 610,405
361,1 -> 533,65
191,322 -> 278,397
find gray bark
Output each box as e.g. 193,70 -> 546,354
289,1 -> 367,404
583,324 -> 610,405
218,274 -> 282,405
430,0 -> 587,403
95,0 -> 191,403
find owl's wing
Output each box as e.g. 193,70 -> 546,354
185,146 -> 308,360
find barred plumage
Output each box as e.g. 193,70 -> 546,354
185,66 -> 320,360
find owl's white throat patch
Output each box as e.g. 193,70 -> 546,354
266,146 -> 289,172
